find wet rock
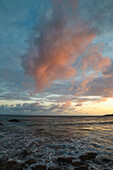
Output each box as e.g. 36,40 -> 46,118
7,160 -> 18,167
15,163 -> 26,170
36,154 -> 43,158
75,165 -> 89,170
0,122 -> 3,126
93,158 -> 102,165
21,149 -> 32,157
102,158 -> 111,163
32,165 -> 47,170
48,167 -> 61,170
57,157 -> 72,164
72,160 -> 82,166
79,152 -> 97,162
25,158 -> 37,165
0,159 -> 7,170
94,157 -> 111,166
0,159 -> 25,170
8,119 -> 20,122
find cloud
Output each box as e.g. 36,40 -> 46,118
0,101 -> 73,115
76,103 -> 83,107
75,97 -> 108,107
80,44 -> 111,72
74,44 -> 111,96
22,0 -> 96,93
21,0 -> 112,97
103,60 -> 113,78
0,102 -> 47,114
48,100 -> 72,112
86,75 -> 113,98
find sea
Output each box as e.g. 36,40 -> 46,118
0,115 -> 113,170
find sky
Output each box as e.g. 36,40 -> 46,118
0,0 -> 113,115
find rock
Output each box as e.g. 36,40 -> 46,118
57,157 -> 73,164
0,158 -> 25,170
0,122 -> 3,126
79,152 -> 97,162
94,157 -> 111,165
21,149 -> 32,157
72,161 -> 82,166
15,163 -> 26,170
0,159 -> 7,170
25,158 -> 37,165
7,160 -> 17,167
32,165 -> 47,170
102,158 -> 111,163
75,165 -> 89,170
48,167 -> 61,170
1,160 -> 25,170
8,119 -> 20,122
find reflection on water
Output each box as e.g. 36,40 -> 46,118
0,116 -> 113,169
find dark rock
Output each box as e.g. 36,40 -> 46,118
7,160 -> 18,168
102,158 -> 111,163
93,158 -> 102,165
0,160 -> 25,170
72,161 -> 82,166
21,149 -> 32,157
75,165 -> 89,170
57,157 -> 73,164
0,122 -> 3,126
25,158 -> 37,165
79,152 -> 97,162
15,163 -> 26,170
48,167 -> 61,170
94,157 -> 111,165
32,165 -> 47,170
0,159 -> 7,170
0,158 -> 7,167
8,119 -> 20,122
36,154 -> 43,158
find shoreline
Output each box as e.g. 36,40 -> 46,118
0,114 -> 103,117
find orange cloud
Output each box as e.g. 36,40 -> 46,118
60,100 -> 72,109
23,0 -> 112,95
23,27 -> 95,93
22,0 -> 98,93
49,100 -> 72,112
74,44 -> 111,96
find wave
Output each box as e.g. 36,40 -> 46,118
56,121 -> 113,126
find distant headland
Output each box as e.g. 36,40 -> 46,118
104,114 -> 113,116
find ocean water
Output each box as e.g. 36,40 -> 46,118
0,115 -> 113,169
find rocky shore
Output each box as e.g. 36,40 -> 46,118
0,116 -> 113,170
0,151 -> 113,170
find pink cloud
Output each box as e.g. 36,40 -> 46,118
22,0 -> 111,97
49,100 -> 72,112
22,25 -> 95,93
